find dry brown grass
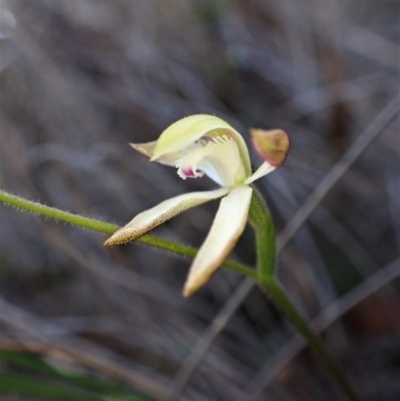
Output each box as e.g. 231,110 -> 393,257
1,1 -> 399,400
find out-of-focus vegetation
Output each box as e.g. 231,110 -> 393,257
0,348 -> 152,401
0,1 -> 399,400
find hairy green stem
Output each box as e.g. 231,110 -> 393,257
0,189 -> 256,280
249,188 -> 360,401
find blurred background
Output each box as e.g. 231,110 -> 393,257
0,0 -> 399,400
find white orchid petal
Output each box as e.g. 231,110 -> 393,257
176,143 -> 206,179
176,135 -> 246,186
104,188 -> 230,246
183,185 -> 253,296
194,159 -> 224,186
152,114 -> 252,177
244,162 -> 276,185
197,135 -> 246,186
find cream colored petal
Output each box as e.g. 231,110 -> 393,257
104,188 -> 230,246
152,114 -> 252,176
244,162 -> 276,185
183,185 -> 253,296
130,142 -> 180,166
176,135 -> 246,187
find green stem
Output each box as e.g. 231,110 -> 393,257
248,188 -> 276,280
249,188 -> 360,401
0,189 -> 256,280
262,277 -> 360,401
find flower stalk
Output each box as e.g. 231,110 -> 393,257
248,187 -> 276,281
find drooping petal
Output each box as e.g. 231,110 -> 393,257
130,142 -> 180,167
104,188 -> 230,246
151,114 -> 252,177
183,185 -> 253,296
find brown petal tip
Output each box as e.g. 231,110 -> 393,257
250,128 -> 290,167
130,142 -> 157,159
103,227 -> 144,246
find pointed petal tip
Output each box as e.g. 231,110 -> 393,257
130,142 -> 155,158
182,275 -> 207,297
182,283 -> 195,297
103,227 -> 144,246
250,128 -> 290,168
182,271 -> 213,297
104,236 -> 117,247
103,231 -> 125,246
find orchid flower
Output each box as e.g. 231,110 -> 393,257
104,115 -> 289,296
